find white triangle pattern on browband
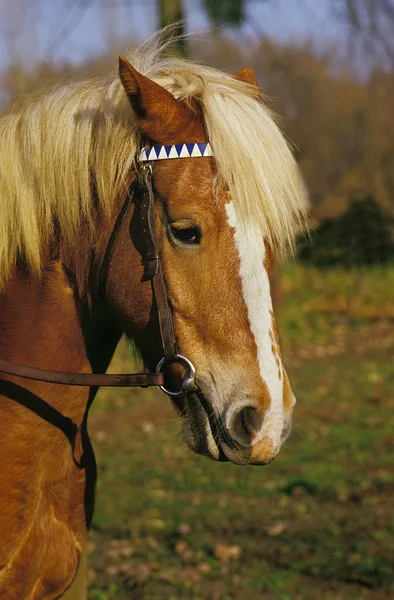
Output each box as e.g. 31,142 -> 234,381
138,143 -> 213,162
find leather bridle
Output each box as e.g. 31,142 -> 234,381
0,164 -> 198,397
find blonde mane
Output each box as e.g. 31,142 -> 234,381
0,31 -> 307,288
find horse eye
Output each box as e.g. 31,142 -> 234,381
170,224 -> 201,245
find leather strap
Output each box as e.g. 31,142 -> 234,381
99,184 -> 136,300
139,166 -> 179,360
0,359 -> 164,387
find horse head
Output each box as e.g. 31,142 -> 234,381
101,58 -> 305,466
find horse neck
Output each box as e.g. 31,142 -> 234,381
0,259 -> 121,419
0,261 -> 122,598
0,175 -> 140,598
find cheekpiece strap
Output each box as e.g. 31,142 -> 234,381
139,142 -> 213,162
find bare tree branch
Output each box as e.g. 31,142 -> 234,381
46,0 -> 95,60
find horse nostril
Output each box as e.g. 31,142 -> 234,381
227,404 -> 264,448
240,406 -> 262,437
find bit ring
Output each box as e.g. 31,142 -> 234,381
155,354 -> 197,397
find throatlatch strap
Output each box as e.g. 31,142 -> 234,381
139,166 -> 179,360
99,185 -> 136,300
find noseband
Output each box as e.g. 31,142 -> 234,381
0,143 -> 213,396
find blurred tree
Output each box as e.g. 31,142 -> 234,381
46,0 -> 94,60
158,0 -> 186,55
337,0 -> 394,68
1,0 -> 34,96
200,0 -> 394,70
203,0 -> 245,25
103,0 -> 119,52
298,197 -> 394,267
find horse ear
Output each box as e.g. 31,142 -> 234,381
118,56 -> 193,143
233,67 -> 258,86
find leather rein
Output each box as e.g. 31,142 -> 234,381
0,164 -> 197,397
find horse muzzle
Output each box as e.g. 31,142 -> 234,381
176,389 -> 293,466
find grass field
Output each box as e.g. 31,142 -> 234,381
88,265 -> 394,599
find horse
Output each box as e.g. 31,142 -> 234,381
0,31 -> 307,599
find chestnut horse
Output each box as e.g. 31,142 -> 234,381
0,33 -> 307,599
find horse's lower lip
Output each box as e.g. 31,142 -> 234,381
180,391 -> 226,461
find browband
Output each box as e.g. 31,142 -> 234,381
139,142 -> 213,162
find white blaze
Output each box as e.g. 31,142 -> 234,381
225,201 -> 284,449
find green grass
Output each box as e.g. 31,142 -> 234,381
88,265 -> 394,599
278,263 -> 394,345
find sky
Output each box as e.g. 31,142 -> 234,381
0,0 -> 342,72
